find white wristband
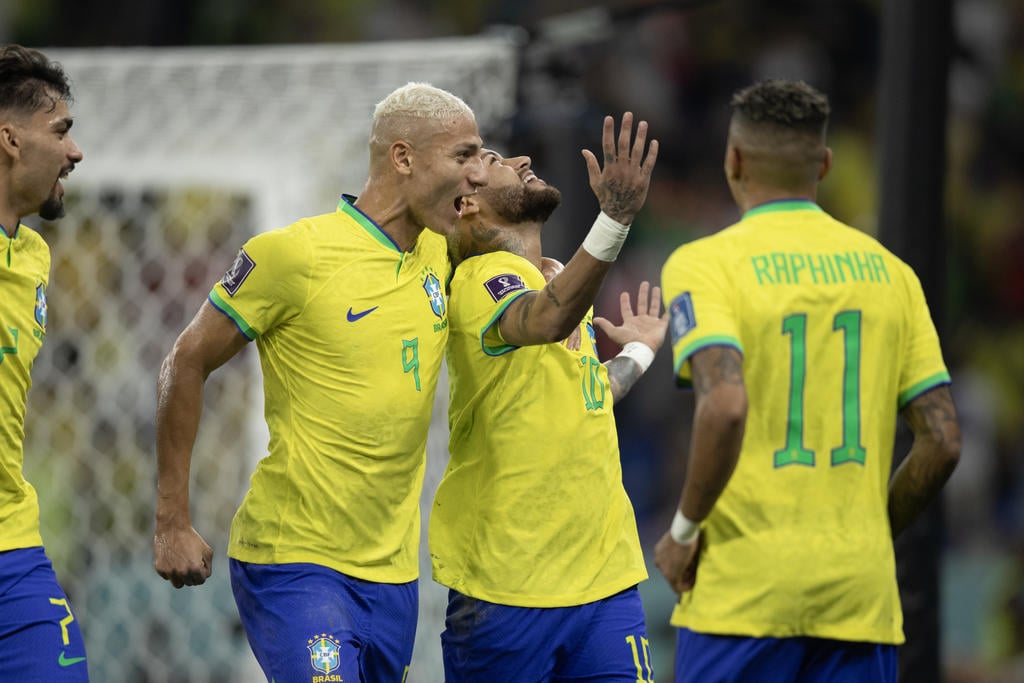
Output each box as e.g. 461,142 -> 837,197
669,509 -> 700,545
581,211 -> 630,262
617,341 -> 655,373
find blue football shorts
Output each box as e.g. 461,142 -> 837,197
441,585 -> 654,682
0,546 -> 89,682
229,559 -> 417,683
674,627 -> 898,683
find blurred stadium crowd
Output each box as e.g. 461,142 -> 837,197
2,0 -> 1021,680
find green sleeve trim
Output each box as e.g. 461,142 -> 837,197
480,289 -> 533,357
673,335 -> 744,376
897,371 -> 952,410
209,289 -> 258,340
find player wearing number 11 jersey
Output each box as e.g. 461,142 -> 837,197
656,80 -> 960,683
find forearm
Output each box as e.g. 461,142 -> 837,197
155,353 -> 205,527
888,435 -> 959,536
500,248 -> 612,346
889,385 -> 961,536
605,342 -> 655,402
679,396 -> 746,521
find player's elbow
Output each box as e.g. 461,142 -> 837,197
702,385 -> 748,431
933,427 -> 961,477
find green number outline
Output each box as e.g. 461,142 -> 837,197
774,310 -> 866,468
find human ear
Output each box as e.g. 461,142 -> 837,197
0,124 -> 20,159
390,140 -> 413,176
725,144 -> 742,181
818,147 -> 833,181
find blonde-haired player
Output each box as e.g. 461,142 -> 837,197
153,82 -> 486,682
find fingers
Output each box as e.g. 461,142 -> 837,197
634,281 -> 650,316
581,148 -> 601,191
593,316 -> 613,336
618,290 -> 636,320
648,284 -> 664,317
601,114 -> 616,165
642,138 -> 660,175
630,118 -> 648,162
614,112 -> 630,161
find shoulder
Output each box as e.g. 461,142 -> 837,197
663,225 -> 741,274
16,225 -> 51,271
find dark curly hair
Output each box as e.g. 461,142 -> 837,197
730,79 -> 830,136
0,44 -> 73,115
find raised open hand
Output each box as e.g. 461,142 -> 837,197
594,281 -> 668,353
581,112 -> 659,225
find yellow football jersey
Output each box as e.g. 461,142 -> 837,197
0,225 -> 50,552
661,200 -> 951,644
430,250 -> 647,607
216,197 -> 450,583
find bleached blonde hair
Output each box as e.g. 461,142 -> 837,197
370,82 -> 475,152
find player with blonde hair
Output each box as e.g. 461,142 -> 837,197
153,82 -> 486,682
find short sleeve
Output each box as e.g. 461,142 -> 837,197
897,263 -> 951,408
451,252 -> 544,357
209,224 -> 311,339
661,241 -> 743,385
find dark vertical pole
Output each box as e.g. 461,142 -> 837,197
876,1 -> 952,682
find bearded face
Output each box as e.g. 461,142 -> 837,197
484,180 -> 562,225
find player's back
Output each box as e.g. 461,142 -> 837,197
662,200 -> 950,643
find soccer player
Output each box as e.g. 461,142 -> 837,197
655,79 -> 961,683
0,45 -> 88,681
152,82 -> 487,682
430,113 -> 663,682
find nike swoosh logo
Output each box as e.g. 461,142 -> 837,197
347,306 -> 379,322
58,652 -> 87,667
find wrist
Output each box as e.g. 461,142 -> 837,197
617,341 -> 655,373
582,211 -> 630,262
669,509 -> 700,545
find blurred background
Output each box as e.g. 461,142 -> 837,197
3,0 -> 1022,681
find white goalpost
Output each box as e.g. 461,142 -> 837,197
25,37 -> 518,683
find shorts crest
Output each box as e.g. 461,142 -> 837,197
307,633 -> 342,677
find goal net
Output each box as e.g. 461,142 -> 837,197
26,37 -> 518,683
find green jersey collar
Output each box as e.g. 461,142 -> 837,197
742,199 -> 823,220
338,194 -> 401,252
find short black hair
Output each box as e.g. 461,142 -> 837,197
0,44 -> 73,115
730,79 -> 830,136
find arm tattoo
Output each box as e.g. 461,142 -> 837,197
690,346 -> 744,397
900,385 -> 958,444
543,279 -> 562,308
502,292 -> 536,339
606,355 -> 644,403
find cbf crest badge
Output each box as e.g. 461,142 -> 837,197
307,633 -> 343,681
422,270 -> 445,319
34,284 -> 47,329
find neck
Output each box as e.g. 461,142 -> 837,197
0,212 -> 19,238
354,179 -> 423,252
735,184 -> 818,215
465,219 -> 542,268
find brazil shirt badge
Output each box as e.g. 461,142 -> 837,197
34,283 -> 47,329
423,271 -> 445,318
